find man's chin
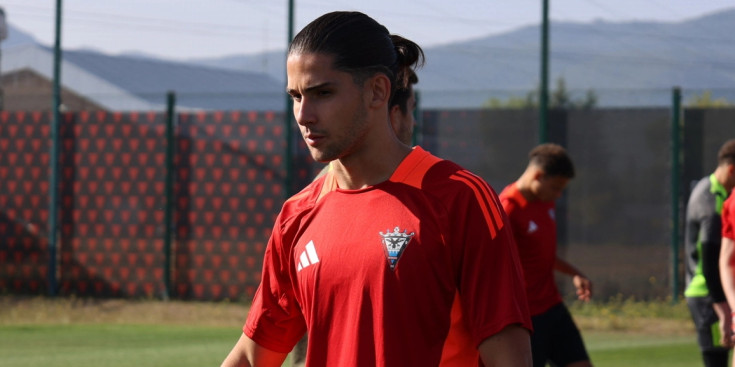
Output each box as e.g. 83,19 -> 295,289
309,151 -> 334,164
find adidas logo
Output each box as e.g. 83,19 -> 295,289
528,220 -> 538,234
297,240 -> 320,272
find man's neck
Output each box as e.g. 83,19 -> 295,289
331,138 -> 412,190
515,170 -> 539,202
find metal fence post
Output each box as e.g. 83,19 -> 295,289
48,0 -> 63,297
284,0 -> 295,199
163,91 -> 176,300
671,86 -> 682,302
538,0 -> 549,144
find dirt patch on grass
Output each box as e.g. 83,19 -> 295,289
574,315 -> 694,336
567,297 -> 694,336
0,295 -> 696,336
0,295 -> 248,328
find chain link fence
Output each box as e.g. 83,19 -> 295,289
1,91 -> 734,301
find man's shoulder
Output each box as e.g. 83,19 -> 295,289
725,194 -> 735,213
390,146 -> 462,189
498,183 -> 516,199
391,148 -> 504,209
687,176 -> 715,213
279,177 -> 325,222
692,175 -> 712,193
419,158 -> 488,194
498,183 -> 523,209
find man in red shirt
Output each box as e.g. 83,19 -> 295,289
687,139 -> 735,367
294,68 -> 480,367
717,140 -> 735,367
220,11 -> 532,367
499,143 -> 593,367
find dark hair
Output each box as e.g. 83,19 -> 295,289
390,69 -> 418,114
529,143 -> 575,178
718,139 -> 735,165
289,11 -> 424,96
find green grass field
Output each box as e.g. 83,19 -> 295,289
0,324 -> 703,367
0,324 -> 238,367
586,332 -> 701,367
0,296 -> 711,367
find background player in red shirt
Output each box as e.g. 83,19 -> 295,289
499,143 -> 593,367
221,11 -> 532,367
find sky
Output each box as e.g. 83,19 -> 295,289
1,0 -> 734,61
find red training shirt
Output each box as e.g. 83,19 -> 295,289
723,194 -> 735,240
244,147 -> 531,366
499,182 -> 563,316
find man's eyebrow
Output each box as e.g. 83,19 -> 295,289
287,82 -> 333,95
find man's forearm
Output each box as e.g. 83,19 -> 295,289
221,333 -> 288,367
478,325 -> 532,367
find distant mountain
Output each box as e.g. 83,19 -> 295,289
2,23 -> 37,48
188,8 -> 735,107
187,50 -> 286,83
4,8 -> 735,108
1,24 -> 174,62
1,24 -> 284,111
425,7 -> 735,106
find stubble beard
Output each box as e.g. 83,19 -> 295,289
307,101 -> 370,163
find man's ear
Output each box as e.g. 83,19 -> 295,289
532,169 -> 544,181
726,163 -> 735,183
366,73 -> 391,110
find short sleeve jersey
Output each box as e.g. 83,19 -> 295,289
244,147 -> 531,366
723,194 -> 735,241
499,182 -> 563,316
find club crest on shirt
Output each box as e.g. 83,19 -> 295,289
380,226 -> 415,270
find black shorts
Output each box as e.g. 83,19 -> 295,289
687,296 -> 729,352
531,302 -> 590,367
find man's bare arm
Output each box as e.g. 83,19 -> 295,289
720,237 -> 735,345
478,324 -> 532,367
221,333 -> 288,367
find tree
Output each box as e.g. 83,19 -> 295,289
484,77 -> 597,110
686,90 -> 732,107
484,92 -> 536,109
